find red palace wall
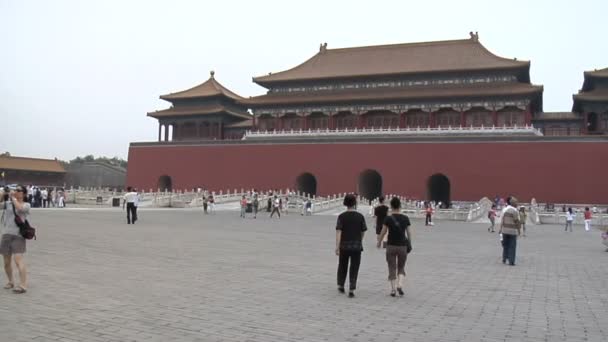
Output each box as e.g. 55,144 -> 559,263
127,141 -> 608,204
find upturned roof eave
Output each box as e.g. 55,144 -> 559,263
245,84 -> 543,107
147,110 -> 251,120
253,64 -> 531,88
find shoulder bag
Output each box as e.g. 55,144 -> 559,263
12,201 -> 36,240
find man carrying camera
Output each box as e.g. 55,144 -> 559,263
0,185 -> 30,293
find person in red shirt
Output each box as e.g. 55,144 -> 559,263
584,207 -> 592,231
425,202 -> 434,226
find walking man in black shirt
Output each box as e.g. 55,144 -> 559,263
335,194 -> 367,298
373,196 -> 389,247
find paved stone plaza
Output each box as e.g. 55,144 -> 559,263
1,208 -> 607,342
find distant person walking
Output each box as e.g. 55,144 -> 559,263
270,196 -> 281,218
133,189 -> 140,221
335,194 -> 367,298
1,185 -> 30,294
488,204 -> 497,232
48,188 -> 54,207
499,196 -> 521,266
565,207 -> 574,232
208,195 -> 215,214
377,197 -> 412,297
252,195 -> 259,219
41,188 -> 48,208
425,202 -> 433,226
584,207 -> 592,231
373,196 -> 389,246
58,189 -> 65,208
203,196 -> 208,214
519,206 -> 527,237
123,187 -> 138,224
240,195 -> 247,218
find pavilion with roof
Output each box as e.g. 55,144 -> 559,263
147,71 -> 251,141
573,68 -> 608,134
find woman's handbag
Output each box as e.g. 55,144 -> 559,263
12,201 -> 36,240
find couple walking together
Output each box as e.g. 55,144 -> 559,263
335,194 -> 412,298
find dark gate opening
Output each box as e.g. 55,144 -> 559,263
588,112 -> 599,132
427,174 -> 450,208
296,172 -> 317,196
158,175 -> 172,192
358,169 -> 382,201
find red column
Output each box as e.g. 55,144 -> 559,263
399,112 -> 406,128
492,110 -> 498,127
302,114 -> 308,130
429,111 -> 435,128
328,113 -> 335,130
219,121 -> 224,140
172,123 -> 179,141
460,111 -> 465,127
158,123 -> 162,141
252,114 -> 256,130
525,105 -> 532,126
358,113 -> 364,128
275,115 -> 281,131
583,112 -> 589,134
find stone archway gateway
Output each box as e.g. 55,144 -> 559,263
427,174 -> 450,207
358,169 -> 382,201
296,172 -> 317,196
157,175 -> 172,192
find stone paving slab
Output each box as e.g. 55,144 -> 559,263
1,208 -> 607,342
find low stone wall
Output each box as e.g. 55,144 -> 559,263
538,213 -> 607,227
402,208 -> 469,221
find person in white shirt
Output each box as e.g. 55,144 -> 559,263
565,207 -> 574,232
41,189 -> 48,208
270,196 -> 281,218
123,187 -> 138,224
58,190 -> 65,208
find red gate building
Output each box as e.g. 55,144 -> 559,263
128,34 -> 608,204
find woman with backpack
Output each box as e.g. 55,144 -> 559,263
377,197 -> 412,297
0,185 -> 30,294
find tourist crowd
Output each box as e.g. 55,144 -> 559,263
25,185 -> 67,208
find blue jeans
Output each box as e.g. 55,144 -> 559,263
502,234 -> 517,265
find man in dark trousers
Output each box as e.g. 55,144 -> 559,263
373,196 -> 389,247
499,196 -> 521,266
123,187 -> 138,224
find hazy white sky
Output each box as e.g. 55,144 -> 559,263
1,0 -> 606,160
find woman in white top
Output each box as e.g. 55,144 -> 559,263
565,207 -> 574,232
